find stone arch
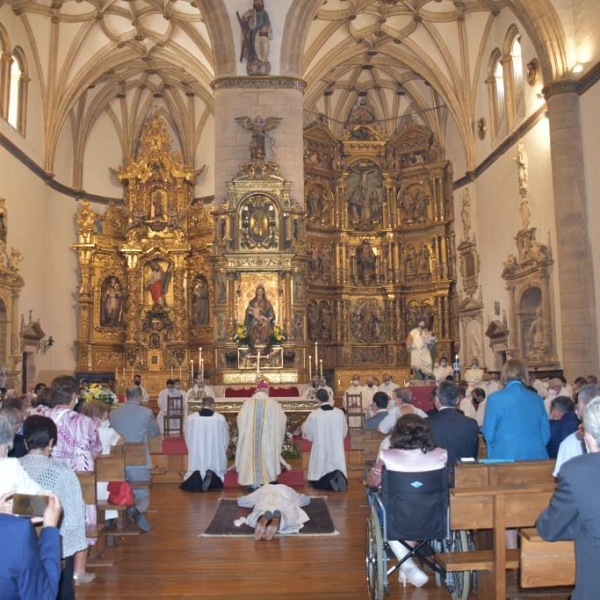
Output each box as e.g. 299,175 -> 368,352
201,0 -> 236,77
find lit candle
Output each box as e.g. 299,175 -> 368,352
319,359 -> 323,377
256,350 -> 261,374
309,355 -> 312,377
199,347 -> 202,368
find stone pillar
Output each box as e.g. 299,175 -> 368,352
211,77 -> 305,204
543,80 -> 599,377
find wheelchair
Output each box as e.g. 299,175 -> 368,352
365,466 -> 473,600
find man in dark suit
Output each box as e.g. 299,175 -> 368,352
427,380 -> 479,468
364,391 -> 389,430
110,385 -> 160,531
537,397 -> 600,599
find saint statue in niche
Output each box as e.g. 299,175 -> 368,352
145,260 -> 170,306
193,277 -> 210,327
244,285 -> 275,346
101,276 -> 124,327
356,239 -> 377,283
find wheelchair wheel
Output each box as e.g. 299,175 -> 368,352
365,513 -> 385,600
449,530 -> 471,600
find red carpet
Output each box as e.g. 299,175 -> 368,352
161,437 -> 188,455
224,469 -> 305,488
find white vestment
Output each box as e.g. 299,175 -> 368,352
157,388 -> 185,434
235,394 -> 287,486
236,484 -> 310,534
433,364 -> 453,383
302,406 -> 348,481
407,327 -> 434,376
184,411 -> 230,481
378,381 -> 399,399
464,367 -> 484,392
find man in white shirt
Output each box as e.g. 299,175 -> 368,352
433,356 -> 453,383
319,376 -> 334,404
545,377 -> 568,414
156,379 -> 182,435
553,384 -> 600,476
378,373 -> 399,400
302,389 -> 348,491
378,387 -> 427,435
182,396 -> 229,491
186,374 -> 216,407
133,374 -> 150,405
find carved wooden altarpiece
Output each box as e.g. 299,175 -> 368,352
73,116 -> 210,393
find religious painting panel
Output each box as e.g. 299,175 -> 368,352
350,298 -> 385,344
293,273 -> 305,304
238,194 -> 279,250
307,241 -> 333,284
405,299 -> 434,337
307,299 -> 318,341
191,274 -> 210,328
305,182 -> 332,226
292,310 -> 304,341
144,258 -> 173,307
519,286 -> 542,356
237,273 -> 280,348
350,346 -> 385,364
215,272 -> 227,305
318,300 -> 333,342
397,182 -> 431,224
354,238 -> 377,285
99,276 -> 125,328
346,159 -> 383,231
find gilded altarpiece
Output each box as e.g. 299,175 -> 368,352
304,114 -> 457,390
212,162 -> 306,384
73,116 -> 211,391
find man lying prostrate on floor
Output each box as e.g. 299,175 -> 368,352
235,483 -> 310,541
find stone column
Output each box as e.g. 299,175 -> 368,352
543,80 -> 598,377
211,77 -> 305,204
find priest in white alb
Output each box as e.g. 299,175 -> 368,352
235,385 -> 287,488
302,389 -> 348,491
183,396 -> 229,491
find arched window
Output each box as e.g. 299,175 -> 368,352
7,48 -> 28,134
0,26 -> 10,120
503,26 -> 525,124
486,49 -> 505,139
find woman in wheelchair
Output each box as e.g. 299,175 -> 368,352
367,414 -> 447,588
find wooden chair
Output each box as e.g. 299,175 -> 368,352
363,431 -> 385,467
164,395 -> 184,437
345,393 -> 364,428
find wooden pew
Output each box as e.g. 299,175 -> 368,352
435,460 -> 561,600
75,470 -> 111,566
519,527 -> 575,588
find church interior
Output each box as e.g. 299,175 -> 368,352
0,1 -> 598,598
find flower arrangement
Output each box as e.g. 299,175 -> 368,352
80,383 -> 118,408
233,323 -> 250,347
281,430 -> 300,460
269,324 -> 286,345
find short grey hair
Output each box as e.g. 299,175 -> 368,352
393,388 -> 413,405
577,384 -> 600,406
0,414 -> 15,451
436,381 -> 459,407
583,398 -> 600,445
126,385 -> 143,403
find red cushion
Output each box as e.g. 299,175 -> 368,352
269,386 -> 299,397
224,387 -> 256,398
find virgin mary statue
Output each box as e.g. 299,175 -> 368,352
244,285 -> 275,346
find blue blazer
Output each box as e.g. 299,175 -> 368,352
0,514 -> 61,600
537,452 -> 600,599
481,380 -> 550,460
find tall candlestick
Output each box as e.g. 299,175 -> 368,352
309,355 -> 312,378
256,350 -> 261,375
179,365 -> 182,380
171,366 -> 174,378
314,342 -> 319,367
198,347 -> 202,368
201,358 -> 204,380
319,359 -> 323,377
190,359 -> 194,375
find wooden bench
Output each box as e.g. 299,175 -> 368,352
520,527 -> 575,588
435,460 -> 561,600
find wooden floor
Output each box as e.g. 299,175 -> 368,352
76,453 -> 572,600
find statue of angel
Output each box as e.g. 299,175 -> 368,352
235,115 -> 282,161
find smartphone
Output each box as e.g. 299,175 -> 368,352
11,493 -> 49,518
